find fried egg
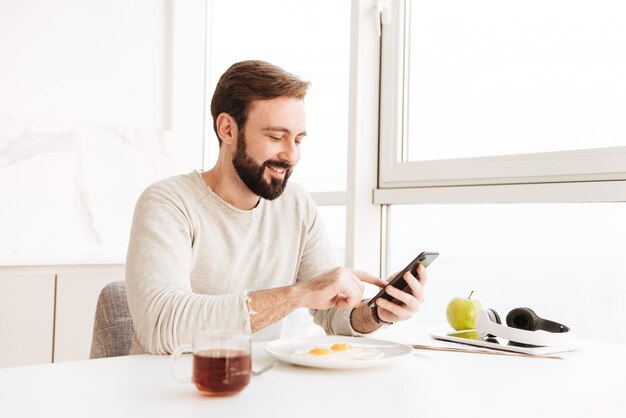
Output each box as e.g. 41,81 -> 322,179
291,343 -> 384,361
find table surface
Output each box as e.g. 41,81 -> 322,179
1,322 -> 624,418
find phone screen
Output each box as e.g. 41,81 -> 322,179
367,251 -> 439,308
443,330 -> 530,349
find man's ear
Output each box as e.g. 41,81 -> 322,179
215,113 -> 237,145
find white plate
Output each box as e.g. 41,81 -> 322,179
264,336 -> 414,370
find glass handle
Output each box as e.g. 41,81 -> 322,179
170,344 -> 193,383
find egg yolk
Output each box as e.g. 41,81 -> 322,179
308,347 -> 333,355
331,343 -> 353,351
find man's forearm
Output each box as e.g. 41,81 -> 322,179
246,271 -> 384,335
247,285 -> 305,333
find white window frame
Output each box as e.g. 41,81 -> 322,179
201,0 -> 385,276
377,0 -> 626,201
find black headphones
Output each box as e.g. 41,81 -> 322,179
476,307 -> 572,347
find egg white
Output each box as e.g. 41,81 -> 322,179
291,346 -> 384,361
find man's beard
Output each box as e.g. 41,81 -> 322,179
232,130 -> 293,200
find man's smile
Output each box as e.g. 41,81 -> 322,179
267,165 -> 287,178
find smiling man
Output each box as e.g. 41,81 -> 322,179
125,60 -> 427,354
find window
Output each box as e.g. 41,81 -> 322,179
204,0 -> 352,336
387,203 -> 626,344
407,0 -> 626,161
205,0 -> 350,193
379,0 -> 626,190
205,0 -> 351,267
374,0 -> 626,344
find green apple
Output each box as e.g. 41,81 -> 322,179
446,291 -> 483,331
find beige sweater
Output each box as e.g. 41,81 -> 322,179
125,171 -> 360,354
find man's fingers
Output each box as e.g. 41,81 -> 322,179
375,271 -> 424,320
345,271 -> 365,295
403,270 -> 425,303
415,264 -> 428,286
383,284 -> 417,309
352,262 -> 430,324
376,297 -> 419,321
334,272 -> 364,308
334,293 -> 360,308
351,269 -> 387,288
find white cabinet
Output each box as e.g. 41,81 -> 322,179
53,268 -> 124,363
0,273 -> 55,368
0,264 -> 125,368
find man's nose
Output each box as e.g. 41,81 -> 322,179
278,139 -> 300,165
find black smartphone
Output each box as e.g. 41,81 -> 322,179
367,251 -> 439,308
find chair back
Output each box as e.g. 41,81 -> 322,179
89,281 -> 135,359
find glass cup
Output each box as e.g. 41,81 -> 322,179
170,330 -> 252,397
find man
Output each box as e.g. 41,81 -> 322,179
125,60 -> 427,354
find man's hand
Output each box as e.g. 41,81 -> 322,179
247,267 -> 385,334
294,267 -> 387,310
351,264 -> 428,333
375,263 -> 428,323
248,265 -> 427,335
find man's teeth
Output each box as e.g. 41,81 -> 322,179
268,166 -> 285,174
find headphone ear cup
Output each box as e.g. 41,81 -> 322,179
486,308 -> 502,325
507,307 -> 570,333
477,308 -> 572,346
506,307 -> 539,331
475,309 -> 501,338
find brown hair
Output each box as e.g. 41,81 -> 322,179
210,60 -> 310,144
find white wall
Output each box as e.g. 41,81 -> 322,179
0,0 -> 204,265
0,0 -> 206,367
0,0 -> 170,128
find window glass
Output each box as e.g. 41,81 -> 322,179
388,203 -> 626,344
406,0 -> 626,161
207,0 -> 350,192
281,205 -> 346,337
317,205 -> 346,266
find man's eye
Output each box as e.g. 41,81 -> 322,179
269,136 -> 282,141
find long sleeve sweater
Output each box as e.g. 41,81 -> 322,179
125,170 -> 361,354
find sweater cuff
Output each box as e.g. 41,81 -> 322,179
240,289 -> 253,334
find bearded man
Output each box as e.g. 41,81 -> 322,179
125,60 -> 427,354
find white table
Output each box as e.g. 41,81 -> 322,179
1,324 -> 624,418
